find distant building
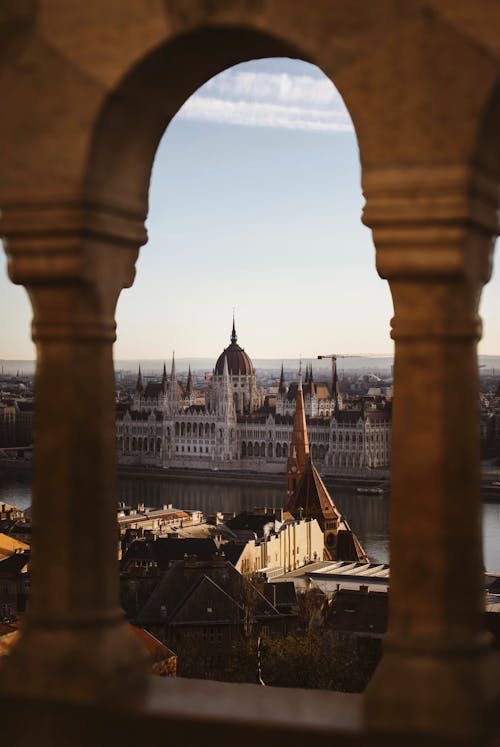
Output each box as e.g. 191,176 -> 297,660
116,319 -> 391,473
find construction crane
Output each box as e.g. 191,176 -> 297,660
317,354 -> 362,398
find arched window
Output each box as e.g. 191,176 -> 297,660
268,443 -> 273,458
276,443 -> 282,458
181,422 -> 185,436
254,442 -> 259,456
175,422 -> 179,436
248,442 -> 253,457
211,423 -> 215,435
150,438 -> 154,452
187,422 -> 191,435
283,443 -> 288,458
156,437 -> 161,453
193,422 -> 197,436
241,442 -> 247,458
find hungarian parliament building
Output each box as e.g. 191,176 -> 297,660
116,322 -> 392,474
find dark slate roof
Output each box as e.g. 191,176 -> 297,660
137,559 -> 280,626
16,401 -> 34,412
0,552 -> 30,576
336,529 -> 369,564
143,381 -> 166,399
263,582 -> 297,611
327,588 -> 388,636
121,537 -> 219,572
485,576 -> 500,594
221,542 -> 246,567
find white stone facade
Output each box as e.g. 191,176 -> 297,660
116,336 -> 391,473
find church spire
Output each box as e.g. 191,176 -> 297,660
136,364 -> 143,394
231,313 -> 237,345
162,361 -> 167,391
287,363 -> 310,498
278,363 -> 286,394
186,364 -> 193,395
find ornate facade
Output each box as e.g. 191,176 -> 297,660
116,323 -> 391,473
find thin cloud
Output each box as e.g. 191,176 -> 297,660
177,70 -> 353,133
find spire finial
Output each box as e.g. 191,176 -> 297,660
231,311 -> 237,345
298,361 -> 303,392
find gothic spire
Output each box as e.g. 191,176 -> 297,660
186,364 -> 193,395
162,361 -> 167,391
136,364 -> 143,394
287,363 -> 310,499
170,352 -> 176,381
278,363 -> 286,394
231,313 -> 237,345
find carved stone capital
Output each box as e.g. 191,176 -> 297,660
362,164 -> 499,343
1,198 -> 147,342
362,164 -> 498,283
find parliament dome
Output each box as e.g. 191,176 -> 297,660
215,321 -> 254,376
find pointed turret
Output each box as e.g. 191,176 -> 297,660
136,365 -> 143,394
231,314 -> 237,345
186,364 -> 193,395
278,363 -> 286,394
161,362 -> 167,392
167,352 -> 180,413
220,355 -> 235,418
287,364 -> 310,498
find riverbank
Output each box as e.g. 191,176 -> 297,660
117,464 -> 390,491
2,458 -> 500,500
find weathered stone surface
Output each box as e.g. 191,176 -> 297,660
0,1 -> 499,742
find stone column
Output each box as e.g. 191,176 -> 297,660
0,201 -> 150,702
363,165 -> 500,739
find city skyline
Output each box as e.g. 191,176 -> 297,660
0,57 -> 499,360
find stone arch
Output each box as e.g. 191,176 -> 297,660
247,442 -> 253,458
84,27 -> 318,222
267,443 -> 273,458
241,442 -> 247,458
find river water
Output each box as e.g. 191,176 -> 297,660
2,468 -> 500,572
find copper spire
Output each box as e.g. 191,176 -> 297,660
286,364 -> 310,498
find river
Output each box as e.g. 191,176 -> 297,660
1,467 -> 500,572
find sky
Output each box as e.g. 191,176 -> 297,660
0,57 -> 498,361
